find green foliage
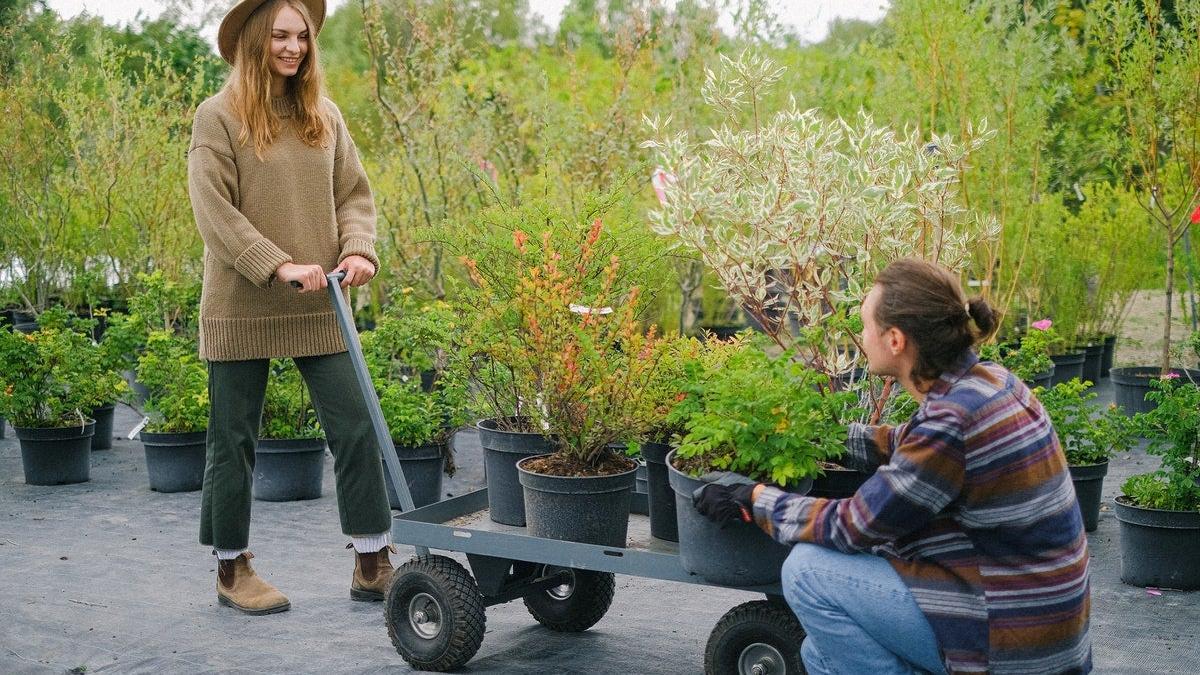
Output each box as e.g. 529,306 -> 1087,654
641,333 -> 743,441
1123,376 -> 1200,510
0,326 -> 119,427
1035,378 -> 1134,466
982,321 -> 1058,381
361,293 -> 471,461
135,330 -> 207,433
98,271 -> 200,373
260,360 -> 321,440
669,345 -> 855,486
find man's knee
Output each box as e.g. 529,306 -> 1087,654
782,543 -> 833,608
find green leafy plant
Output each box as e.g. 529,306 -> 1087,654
1035,379 -> 1134,466
259,359 -> 322,440
98,271 -> 200,374
1123,376 -> 1200,511
0,326 -> 116,428
981,319 -> 1058,381
135,330 -> 207,433
640,333 -> 744,443
668,345 -> 855,486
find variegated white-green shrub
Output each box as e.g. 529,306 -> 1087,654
642,50 -> 999,379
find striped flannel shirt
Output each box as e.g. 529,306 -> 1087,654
752,351 -> 1091,674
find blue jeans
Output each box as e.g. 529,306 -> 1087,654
781,543 -> 948,675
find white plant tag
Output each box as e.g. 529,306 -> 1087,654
569,304 -> 613,315
127,416 -> 150,440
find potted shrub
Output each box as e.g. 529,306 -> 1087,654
0,326 -> 107,484
666,345 -> 854,585
253,359 -> 325,502
36,305 -> 128,450
362,293 -> 470,509
638,334 -> 745,541
981,319 -> 1057,388
1115,376 -> 1200,589
136,330 -> 208,493
1035,379 -> 1135,532
465,222 -> 663,547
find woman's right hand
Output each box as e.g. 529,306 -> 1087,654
274,262 -> 327,292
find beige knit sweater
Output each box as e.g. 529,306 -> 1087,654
187,92 -> 378,361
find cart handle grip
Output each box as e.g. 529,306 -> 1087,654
288,271 -> 346,289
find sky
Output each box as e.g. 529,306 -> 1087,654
44,0 -> 890,46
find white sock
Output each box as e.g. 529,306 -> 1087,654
351,532 -> 391,553
215,548 -> 247,560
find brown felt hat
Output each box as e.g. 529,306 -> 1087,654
218,0 -> 326,66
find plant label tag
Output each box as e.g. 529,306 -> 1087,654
127,416 -> 150,440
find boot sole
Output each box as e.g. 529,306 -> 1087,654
351,587 -> 384,602
218,594 -> 291,615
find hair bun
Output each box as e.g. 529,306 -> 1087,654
967,297 -> 997,337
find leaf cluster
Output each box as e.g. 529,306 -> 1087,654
669,344 -> 855,486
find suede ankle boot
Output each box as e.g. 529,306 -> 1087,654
348,543 -> 397,601
216,552 -> 290,615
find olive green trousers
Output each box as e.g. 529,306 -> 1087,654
199,351 -> 392,550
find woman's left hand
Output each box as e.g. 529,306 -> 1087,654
333,255 -> 376,288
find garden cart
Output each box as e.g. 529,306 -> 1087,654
318,272 -> 807,674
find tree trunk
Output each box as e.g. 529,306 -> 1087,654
1162,241 -> 1175,375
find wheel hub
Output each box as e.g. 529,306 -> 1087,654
408,592 -> 443,639
540,565 -> 575,600
739,642 -> 786,675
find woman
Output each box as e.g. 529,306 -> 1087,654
696,258 -> 1091,674
187,0 -> 394,615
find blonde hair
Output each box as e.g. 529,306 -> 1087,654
222,0 -> 330,159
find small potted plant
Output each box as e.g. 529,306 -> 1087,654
981,319 -> 1057,388
253,359 -> 325,502
362,293 -> 470,509
465,222 -> 663,547
137,330 -> 209,493
666,345 -> 854,585
1115,375 -> 1200,589
0,326 -> 108,484
35,305 -> 128,450
1035,379 -> 1135,531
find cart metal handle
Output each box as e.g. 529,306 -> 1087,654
292,271 -> 421,517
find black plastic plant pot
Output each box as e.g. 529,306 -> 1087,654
1110,367 -> 1200,416
1049,351 -> 1086,386
1100,335 -> 1117,377
16,421 -> 95,485
90,403 -> 116,451
122,369 -> 150,409
517,454 -> 638,548
384,442 -> 445,509
1068,461 -> 1108,533
809,464 -> 871,499
641,441 -> 678,542
1081,343 -> 1104,386
667,450 -> 811,586
253,437 -> 326,501
0,415 -> 6,440
1022,364 -> 1055,390
1113,496 -> 1200,590
140,430 -> 207,493
476,417 -> 555,526
635,460 -> 648,495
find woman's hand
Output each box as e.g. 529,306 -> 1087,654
274,262 -> 327,292
333,255 -> 376,288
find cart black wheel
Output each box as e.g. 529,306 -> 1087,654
385,555 -> 486,672
522,565 -> 615,632
704,600 -> 806,675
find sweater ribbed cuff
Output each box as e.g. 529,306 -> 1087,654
752,485 -> 788,538
234,238 -> 293,289
338,237 -> 379,274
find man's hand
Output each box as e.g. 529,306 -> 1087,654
692,472 -> 760,527
333,255 -> 376,288
275,262 -> 327,293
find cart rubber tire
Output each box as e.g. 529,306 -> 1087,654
522,565 -> 615,632
385,555 -> 486,672
705,600 -> 806,675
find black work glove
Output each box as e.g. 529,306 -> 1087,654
691,472 -> 759,528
